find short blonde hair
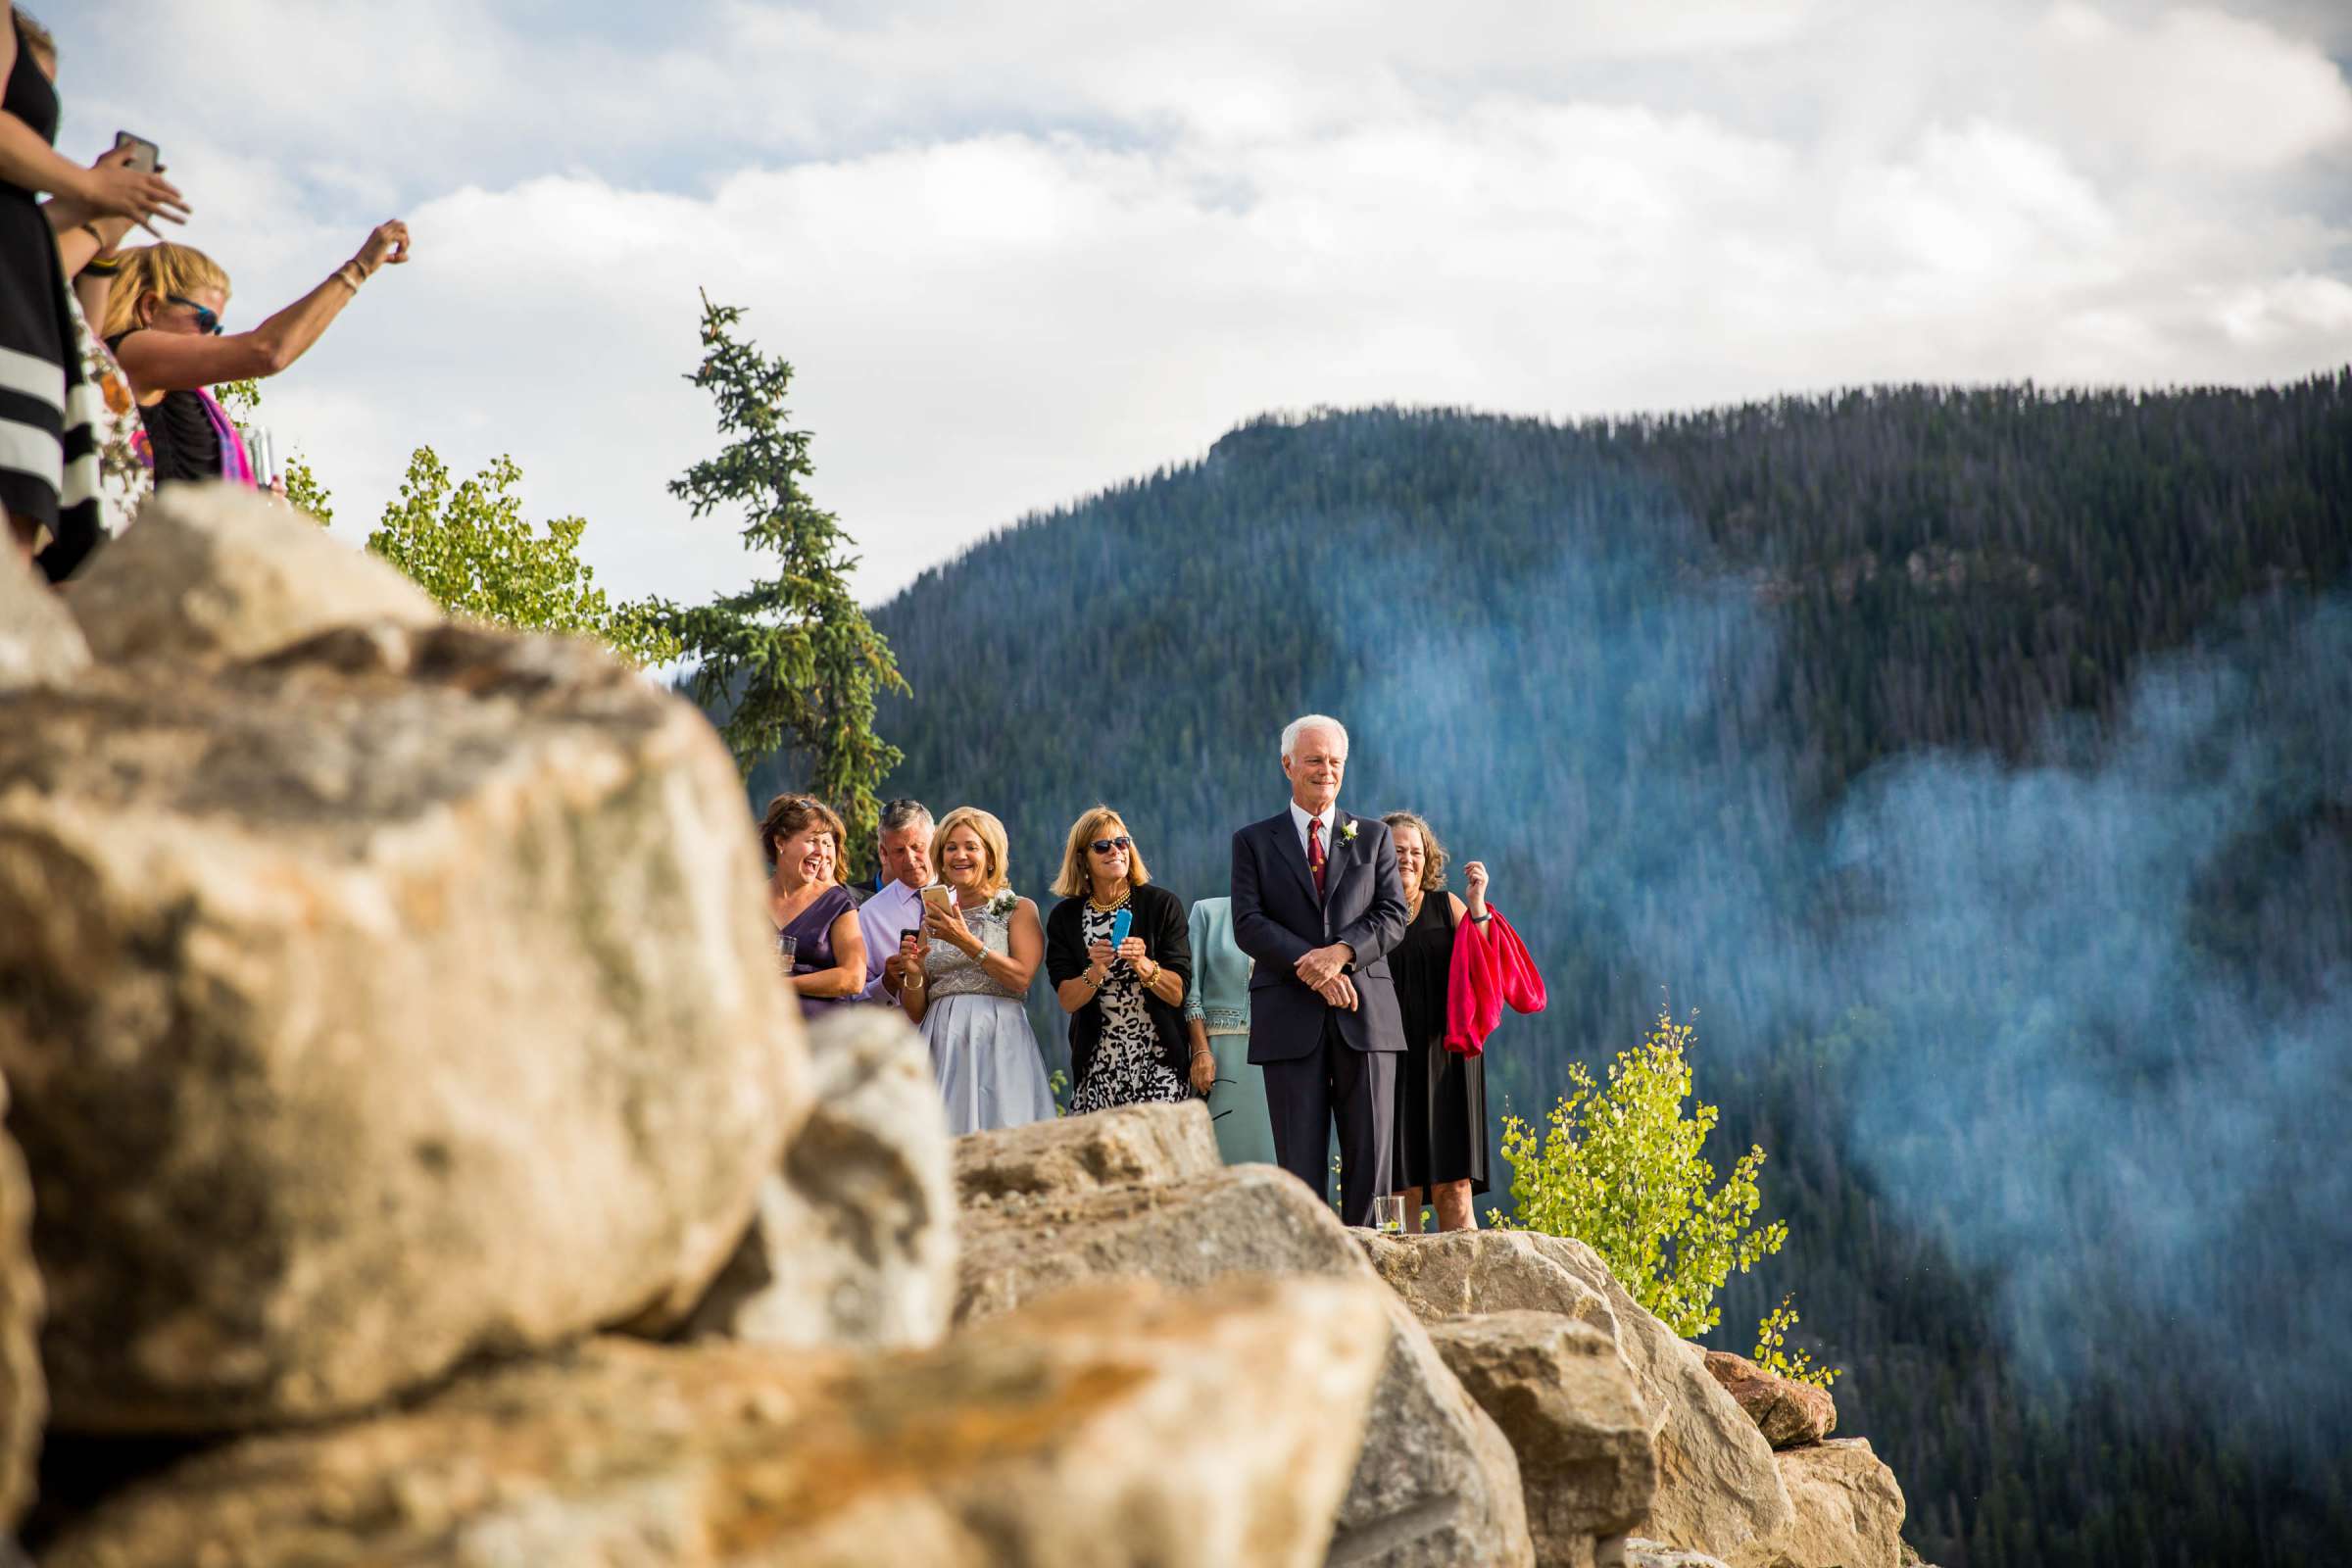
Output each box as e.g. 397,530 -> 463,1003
934,807 -> 1011,898
759,793 -> 845,875
1051,806 -> 1151,899
103,242 -> 234,341
1382,810 -> 1449,894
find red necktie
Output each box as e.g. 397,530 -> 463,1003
1307,816 -> 1327,898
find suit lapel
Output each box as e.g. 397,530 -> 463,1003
1271,812 -> 1320,908
1321,810 -> 1355,904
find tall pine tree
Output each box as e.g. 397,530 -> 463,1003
653,293 -> 906,864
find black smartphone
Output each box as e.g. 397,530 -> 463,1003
113,131 -> 160,173
899,927 -> 919,951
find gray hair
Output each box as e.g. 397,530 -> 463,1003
878,799 -> 934,835
1280,714 -> 1350,763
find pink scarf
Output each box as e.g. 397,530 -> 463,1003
192,387 -> 258,485
1444,906 -> 1547,1056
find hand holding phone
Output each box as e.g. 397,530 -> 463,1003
113,131 -> 161,174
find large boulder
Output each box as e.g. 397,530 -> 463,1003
0,544 -> 88,688
682,1006 -> 955,1350
953,1098 -> 1221,1205
957,1162 -> 1372,1321
1342,1298 -> 1535,1568
67,482 -> 439,667
1526,1237 -> 1795,1567
0,1079 -> 39,1534
0,619 -> 801,1432
1355,1230 -> 1619,1339
43,1276 -> 1396,1568
1701,1350 -> 1837,1449
957,1165 -> 1533,1568
1623,1544 -> 1732,1568
1771,1439 -> 1907,1568
1426,1312 -> 1654,1568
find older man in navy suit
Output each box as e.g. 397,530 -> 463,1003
1230,714 -> 1409,1225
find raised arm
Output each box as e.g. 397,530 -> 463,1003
111,220 -> 409,393
1231,826 -> 1311,970
0,55 -> 186,224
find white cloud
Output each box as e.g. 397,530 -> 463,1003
49,0 -> 2352,607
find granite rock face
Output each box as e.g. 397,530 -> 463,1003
681,1005 -> 955,1350
953,1098 -> 1222,1205
1702,1350 -> 1838,1449
44,1276 -> 1396,1568
1427,1311 -> 1654,1568
0,544 -> 88,688
66,482 -> 438,667
1772,1439 -> 1908,1568
1355,1230 -> 1620,1339
0,620 -> 801,1432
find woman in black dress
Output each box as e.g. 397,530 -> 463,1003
0,9 -> 185,580
1045,807 -> 1194,1115
1383,810 -> 1494,1232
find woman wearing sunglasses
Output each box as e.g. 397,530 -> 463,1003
97,222 -> 409,488
1045,807 -> 1194,1116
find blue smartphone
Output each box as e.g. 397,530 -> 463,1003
1109,907 -> 1134,947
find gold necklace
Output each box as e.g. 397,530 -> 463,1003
1088,886 -> 1131,912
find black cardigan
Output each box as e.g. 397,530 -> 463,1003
1045,881 -> 1194,1093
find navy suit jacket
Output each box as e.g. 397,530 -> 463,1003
1231,808 -> 1409,1064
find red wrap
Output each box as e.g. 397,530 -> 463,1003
1444,906 -> 1546,1056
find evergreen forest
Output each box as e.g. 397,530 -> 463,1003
751,372 -> 2352,1568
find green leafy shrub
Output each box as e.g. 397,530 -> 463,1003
1754,1293 -> 1840,1389
1499,1006 -> 1791,1340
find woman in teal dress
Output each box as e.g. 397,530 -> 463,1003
1184,896 -> 1277,1165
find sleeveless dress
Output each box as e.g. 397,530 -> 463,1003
919,895 -> 1058,1135
0,21 -> 101,580
1069,902 -> 1189,1114
1392,894 -> 1491,1193
779,883 -> 859,1020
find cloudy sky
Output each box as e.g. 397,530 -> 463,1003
50,1 -> 2352,607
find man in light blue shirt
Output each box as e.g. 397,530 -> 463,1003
859,799 -> 936,1003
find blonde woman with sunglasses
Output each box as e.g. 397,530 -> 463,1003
98,224 -> 409,489
1044,807 -> 1194,1116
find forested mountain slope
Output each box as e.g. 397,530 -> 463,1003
767,374 -> 2352,1568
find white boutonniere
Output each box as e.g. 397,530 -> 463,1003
984,888 -> 1018,918
1337,819 -> 1359,844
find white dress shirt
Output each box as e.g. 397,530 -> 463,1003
857,878 -> 926,1001
1289,800 -> 1338,863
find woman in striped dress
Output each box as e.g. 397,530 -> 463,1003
0,9 -> 185,581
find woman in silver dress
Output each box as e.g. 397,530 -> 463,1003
898,806 -> 1057,1134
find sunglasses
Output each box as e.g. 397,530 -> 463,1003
1089,835 -> 1132,856
168,294 -> 222,335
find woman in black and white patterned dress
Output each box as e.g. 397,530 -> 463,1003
1044,806 -> 1194,1115
0,12 -> 185,580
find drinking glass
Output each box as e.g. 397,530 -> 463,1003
775,932 -> 799,977
1372,1196 -> 1407,1234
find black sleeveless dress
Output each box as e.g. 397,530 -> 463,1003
1391,893 -> 1491,1194
0,17 -> 100,580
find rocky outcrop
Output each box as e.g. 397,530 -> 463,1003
0,1078 -> 39,1534
682,1006 -> 955,1350
66,482 -> 438,667
1527,1236 -> 1794,1566
0,616 -> 801,1432
1356,1230 -> 1792,1567
0,545 -> 88,688
958,1162 -> 1370,1320
1702,1351 -> 1837,1449
953,1097 -> 1221,1204
1356,1230 -> 1619,1339
43,1275 -> 1396,1568
1426,1311 -> 1653,1568
1623,1543 -> 1732,1568
956,1126 -> 1534,1568
1772,1439 -> 1907,1568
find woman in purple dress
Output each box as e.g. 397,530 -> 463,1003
760,794 -> 866,1019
